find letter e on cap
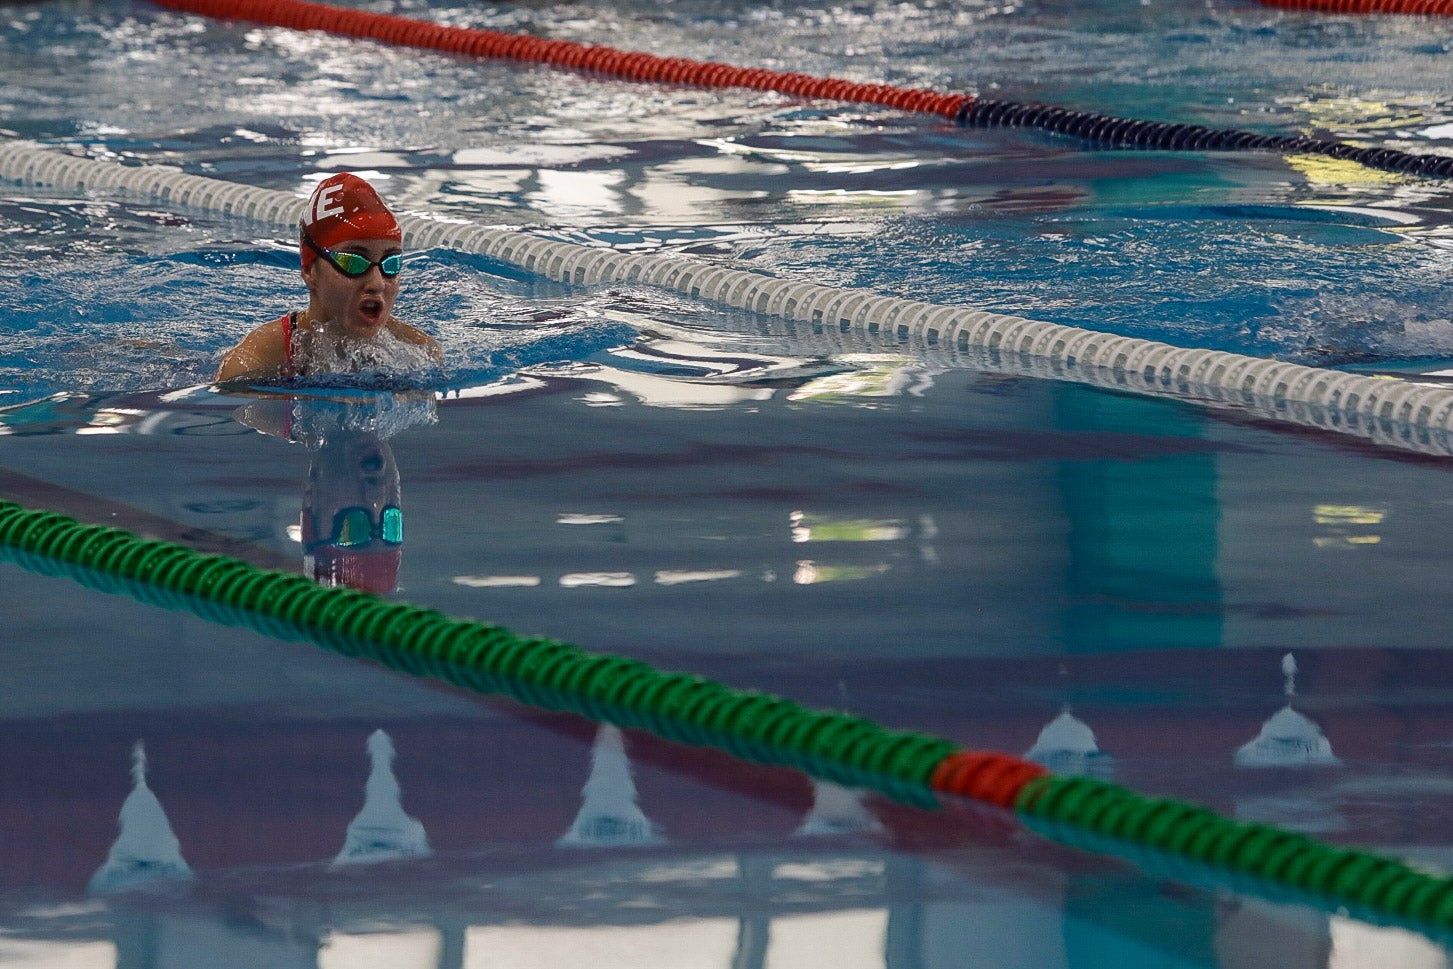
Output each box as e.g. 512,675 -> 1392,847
311,183 -> 345,224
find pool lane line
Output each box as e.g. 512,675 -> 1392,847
1259,0 -> 1453,11
5,138 -> 1453,460
145,0 -> 1453,179
4,494 -> 1453,939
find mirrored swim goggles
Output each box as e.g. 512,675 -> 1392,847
302,228 -> 403,278
306,504 -> 404,550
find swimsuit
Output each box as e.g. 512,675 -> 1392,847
278,311 -> 299,378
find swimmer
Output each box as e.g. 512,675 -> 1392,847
216,173 -> 442,382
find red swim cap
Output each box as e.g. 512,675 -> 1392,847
299,173 -> 402,270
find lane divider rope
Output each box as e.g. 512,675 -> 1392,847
1256,0 -> 1453,12
958,98 -> 1452,177
147,0 -> 1453,178
4,138 -> 1452,461
3,496 -> 1453,938
156,0 -> 970,118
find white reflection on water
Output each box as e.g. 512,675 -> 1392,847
766,910 -> 888,969
655,568 -> 745,585
558,724 -> 663,849
1235,654 -> 1341,769
560,571 -> 637,588
1024,708 -> 1113,778
794,782 -> 883,838
453,574 -> 543,588
334,730 -> 432,866
1328,918 -> 1450,969
319,928 -> 442,969
89,742 -> 193,895
0,939 -> 117,968
463,920 -> 738,969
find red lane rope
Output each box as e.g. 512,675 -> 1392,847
151,0 -> 975,119
143,0 -> 1453,179
930,750 -> 1048,808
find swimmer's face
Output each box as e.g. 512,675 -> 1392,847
302,237 -> 401,337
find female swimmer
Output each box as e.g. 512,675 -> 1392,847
216,173 -> 442,381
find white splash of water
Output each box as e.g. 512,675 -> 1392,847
293,325 -> 439,378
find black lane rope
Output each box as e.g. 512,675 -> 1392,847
959,99 -> 1453,178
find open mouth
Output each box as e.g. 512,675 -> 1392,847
358,299 -> 384,326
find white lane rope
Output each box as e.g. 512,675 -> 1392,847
5,138 -> 1452,458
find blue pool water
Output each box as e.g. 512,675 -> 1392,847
3,0 -> 1453,966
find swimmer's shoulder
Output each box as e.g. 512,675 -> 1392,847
386,316 -> 444,361
216,313 -> 293,381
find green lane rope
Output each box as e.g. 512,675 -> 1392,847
1014,775 -> 1453,932
3,496 -> 1453,939
0,499 -> 955,799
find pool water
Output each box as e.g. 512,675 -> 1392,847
3,0 -> 1453,966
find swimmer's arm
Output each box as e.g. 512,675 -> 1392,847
386,317 -> 445,363
216,319 -> 288,381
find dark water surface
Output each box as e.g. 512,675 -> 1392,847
4,370 -> 1453,966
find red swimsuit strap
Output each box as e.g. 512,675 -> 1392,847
280,312 -> 295,366
279,311 -> 298,378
